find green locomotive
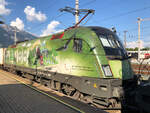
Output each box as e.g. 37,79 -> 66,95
4,26 -> 136,108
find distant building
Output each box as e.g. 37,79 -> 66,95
127,51 -> 150,59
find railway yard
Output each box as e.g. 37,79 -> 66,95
132,62 -> 150,79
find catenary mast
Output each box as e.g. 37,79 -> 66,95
75,0 -> 79,24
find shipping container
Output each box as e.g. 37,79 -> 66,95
0,48 -> 4,65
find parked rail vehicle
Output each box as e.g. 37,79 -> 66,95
0,26 -> 137,109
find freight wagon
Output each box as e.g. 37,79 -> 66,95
0,48 -> 5,68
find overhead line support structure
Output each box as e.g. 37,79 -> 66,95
59,6 -> 94,29
124,30 -> 127,48
75,0 -> 79,24
12,27 -> 19,45
137,17 -> 150,61
74,9 -> 94,28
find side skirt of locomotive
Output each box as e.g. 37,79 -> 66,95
3,64 -> 123,108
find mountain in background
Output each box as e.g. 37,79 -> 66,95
0,25 -> 38,48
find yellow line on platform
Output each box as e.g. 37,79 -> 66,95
0,70 -> 85,113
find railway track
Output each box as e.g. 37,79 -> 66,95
131,63 -> 150,78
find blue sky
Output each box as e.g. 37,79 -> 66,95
1,0 -> 150,48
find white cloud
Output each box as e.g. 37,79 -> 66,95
10,17 -> 24,30
127,40 -> 150,48
24,6 -> 46,22
127,41 -> 138,48
0,0 -> 11,15
144,41 -> 150,47
41,20 -> 63,36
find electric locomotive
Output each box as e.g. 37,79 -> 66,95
3,26 -> 137,108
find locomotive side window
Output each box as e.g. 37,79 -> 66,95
73,38 -> 82,53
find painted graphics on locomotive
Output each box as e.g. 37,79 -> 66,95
3,26 -> 135,107
5,26 -> 133,79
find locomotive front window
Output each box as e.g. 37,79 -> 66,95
100,37 -> 111,47
115,40 -> 121,48
91,27 -> 128,59
99,34 -> 127,59
99,35 -> 120,48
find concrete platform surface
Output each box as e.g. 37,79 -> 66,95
0,70 -> 107,113
0,71 -> 82,113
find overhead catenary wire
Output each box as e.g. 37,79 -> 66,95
99,6 -> 150,22
129,32 -> 150,38
23,1 -> 150,41
119,24 -> 150,33
80,0 -> 96,7
119,32 -> 150,45
88,5 -> 150,43
117,23 -> 150,42
29,1 -> 150,35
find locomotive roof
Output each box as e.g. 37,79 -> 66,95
87,26 -> 119,40
65,26 -> 116,36
7,26 -> 117,48
87,26 -> 116,35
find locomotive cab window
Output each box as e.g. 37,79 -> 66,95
73,38 -> 82,53
100,36 -> 111,47
98,34 -> 128,58
99,35 -> 120,48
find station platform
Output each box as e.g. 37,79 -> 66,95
0,70 -> 106,113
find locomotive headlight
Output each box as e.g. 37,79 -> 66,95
102,65 -> 113,77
